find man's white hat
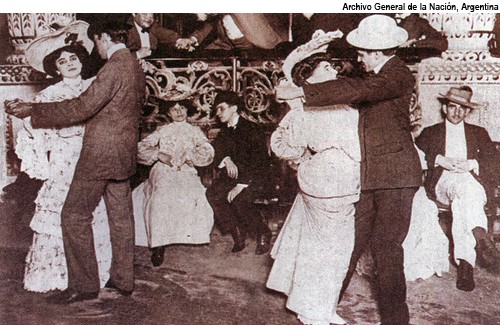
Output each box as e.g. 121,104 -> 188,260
346,15 -> 408,50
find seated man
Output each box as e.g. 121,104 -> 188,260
127,13 -> 180,59
415,86 -> 500,292
206,91 -> 273,255
175,14 -> 288,55
395,14 -> 448,51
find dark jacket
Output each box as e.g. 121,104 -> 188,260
398,14 -> 448,53
31,48 -> 145,181
126,23 -> 180,54
303,56 -> 422,190
211,116 -> 271,187
415,121 -> 498,200
191,14 -> 288,51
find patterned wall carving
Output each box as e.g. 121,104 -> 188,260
421,13 -> 496,61
417,57 -> 500,141
6,13 -> 76,64
141,58 -> 286,132
0,65 -> 44,84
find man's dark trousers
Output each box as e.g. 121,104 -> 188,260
341,187 -> 418,325
61,178 -> 135,293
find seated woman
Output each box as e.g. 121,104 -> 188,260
15,21 -> 111,292
133,100 -> 215,267
266,48 -> 360,325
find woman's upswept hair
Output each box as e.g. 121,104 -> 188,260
291,52 -> 333,87
164,99 -> 197,118
42,43 -> 90,78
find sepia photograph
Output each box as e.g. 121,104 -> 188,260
0,5 -> 499,325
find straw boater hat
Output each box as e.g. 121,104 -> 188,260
346,15 -> 408,50
25,20 -> 94,74
438,86 -> 481,110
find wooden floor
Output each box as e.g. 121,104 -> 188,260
1,173 -> 499,325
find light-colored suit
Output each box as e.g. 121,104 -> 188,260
416,122 -> 498,266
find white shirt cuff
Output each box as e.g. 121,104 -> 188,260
467,159 -> 479,175
218,156 -> 231,169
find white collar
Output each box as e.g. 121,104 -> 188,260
445,119 -> 465,130
134,21 -> 144,33
172,120 -> 187,125
373,55 -> 394,74
107,43 -> 127,59
62,76 -> 82,86
227,114 -> 240,128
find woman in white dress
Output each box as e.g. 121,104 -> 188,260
266,48 -> 360,325
269,31 -> 450,325
16,21 -> 111,293
133,100 -> 214,267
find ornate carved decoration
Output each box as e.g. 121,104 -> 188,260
142,57 -> 285,131
421,13 -> 496,61
6,13 -> 76,64
418,58 -> 500,83
417,57 -> 500,141
0,65 -> 45,84
409,90 -> 423,137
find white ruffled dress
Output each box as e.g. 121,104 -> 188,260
133,121 -> 214,248
17,78 -> 111,292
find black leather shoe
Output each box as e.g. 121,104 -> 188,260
475,237 -> 500,274
456,259 -> 475,292
104,280 -> 133,296
231,227 -> 246,253
47,290 -> 99,304
255,232 -> 271,255
151,246 -> 165,267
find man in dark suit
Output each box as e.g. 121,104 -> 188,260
127,13 -> 180,59
6,20 -> 145,303
395,14 -> 448,52
206,91 -> 273,255
276,15 -> 422,325
415,86 -> 500,291
394,13 -> 448,60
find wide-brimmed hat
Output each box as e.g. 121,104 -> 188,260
346,15 -> 408,50
25,20 -> 94,74
438,86 -> 481,109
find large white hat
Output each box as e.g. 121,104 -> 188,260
25,20 -> 94,74
346,15 -> 408,50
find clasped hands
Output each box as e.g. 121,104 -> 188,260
400,36 -> 426,48
274,84 -> 305,102
157,151 -> 193,168
4,99 -> 32,119
175,37 -> 198,52
436,155 -> 476,174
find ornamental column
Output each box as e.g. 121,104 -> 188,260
6,13 -> 75,64
1,14 -> 74,190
